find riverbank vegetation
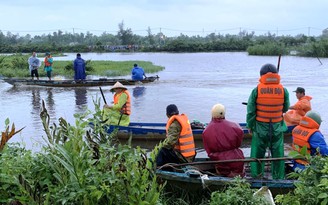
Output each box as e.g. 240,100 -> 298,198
0,54 -> 164,78
1,21 -> 328,57
1,100 -> 328,204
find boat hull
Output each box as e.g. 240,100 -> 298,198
3,76 -> 159,87
108,122 -> 293,149
156,158 -> 296,196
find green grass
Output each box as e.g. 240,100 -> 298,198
0,54 -> 165,78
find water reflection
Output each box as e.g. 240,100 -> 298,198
74,88 -> 88,112
75,88 -> 88,106
31,88 -> 41,115
133,86 -> 146,98
45,88 -> 55,111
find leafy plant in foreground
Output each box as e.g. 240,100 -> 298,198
0,98 -> 163,204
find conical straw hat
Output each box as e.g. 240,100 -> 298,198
110,81 -> 127,91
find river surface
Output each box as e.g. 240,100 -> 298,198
1,52 -> 327,155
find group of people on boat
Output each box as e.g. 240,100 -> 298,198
28,52 -> 53,81
28,52 -> 147,82
102,62 -> 328,180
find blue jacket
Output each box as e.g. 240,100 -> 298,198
293,131 -> 328,170
73,57 -> 86,80
308,131 -> 328,156
132,67 -> 145,81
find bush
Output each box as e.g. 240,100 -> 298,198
209,177 -> 271,205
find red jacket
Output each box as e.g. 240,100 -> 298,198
202,118 -> 245,177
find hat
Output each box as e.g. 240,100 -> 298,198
110,81 -> 127,92
211,103 -> 226,118
293,87 -> 305,93
166,104 -> 179,116
306,110 -> 322,125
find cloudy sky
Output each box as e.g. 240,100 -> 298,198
0,0 -> 327,37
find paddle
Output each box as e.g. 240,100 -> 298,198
117,103 -> 126,126
277,54 -> 281,72
99,87 -> 108,123
99,87 -> 107,104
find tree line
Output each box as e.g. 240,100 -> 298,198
1,21 -> 328,57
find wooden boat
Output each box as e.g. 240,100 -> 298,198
108,122 -> 294,149
156,157 -> 297,196
3,75 -> 159,87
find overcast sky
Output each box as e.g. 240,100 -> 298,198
0,0 -> 327,37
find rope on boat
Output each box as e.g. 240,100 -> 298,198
184,169 -> 209,189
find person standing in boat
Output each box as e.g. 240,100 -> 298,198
284,87 -> 312,126
28,52 -> 41,80
44,52 -> 53,80
156,104 -> 196,167
103,81 -> 131,126
291,110 -> 328,171
246,63 -> 290,179
131,63 -> 147,81
73,53 -> 86,81
202,103 -> 245,177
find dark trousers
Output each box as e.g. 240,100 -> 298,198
156,148 -> 181,167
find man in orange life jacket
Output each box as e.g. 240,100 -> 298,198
292,110 -> 328,171
156,104 -> 196,167
284,87 -> 312,126
246,63 -> 290,179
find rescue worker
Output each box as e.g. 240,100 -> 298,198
103,81 -> 131,126
246,63 -> 290,179
156,104 -> 196,167
284,87 -> 312,126
202,103 -> 245,177
291,110 -> 328,170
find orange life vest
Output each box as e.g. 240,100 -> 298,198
44,56 -> 52,67
256,72 -> 285,123
114,90 -> 131,115
292,116 -> 320,165
166,114 -> 196,158
295,96 -> 312,116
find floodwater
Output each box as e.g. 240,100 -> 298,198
1,52 -> 327,155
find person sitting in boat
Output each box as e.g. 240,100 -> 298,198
156,104 -> 196,168
103,81 -> 131,126
73,53 -> 86,81
291,110 -> 328,171
131,63 -> 147,81
202,103 -> 245,177
284,87 -> 312,127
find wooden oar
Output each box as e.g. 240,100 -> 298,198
99,87 -> 109,123
99,87 -> 107,104
277,54 -> 281,72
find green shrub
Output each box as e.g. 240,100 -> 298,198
209,177 -> 271,205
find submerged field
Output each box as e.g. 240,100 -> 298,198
0,54 -> 165,78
